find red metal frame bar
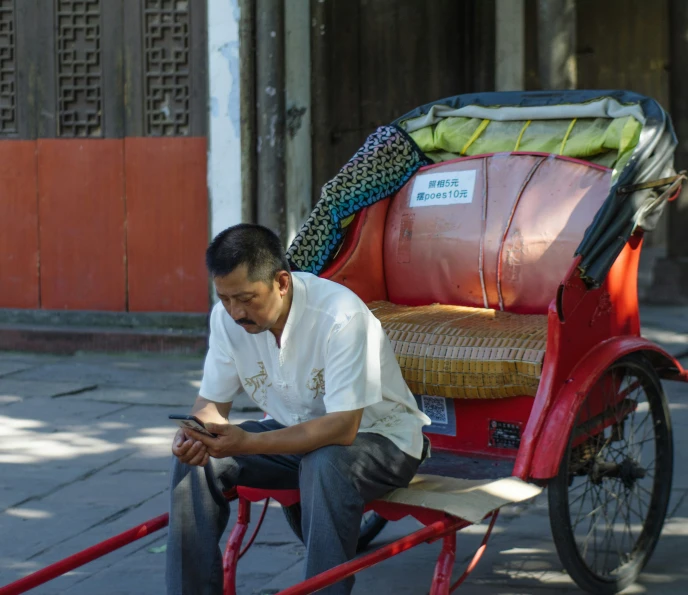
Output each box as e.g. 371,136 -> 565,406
0,514 -> 169,595
275,516 -> 467,595
429,531 -> 457,595
449,511 -> 499,592
223,497 -> 251,595
239,498 -> 270,559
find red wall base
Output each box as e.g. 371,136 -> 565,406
0,137 -> 209,313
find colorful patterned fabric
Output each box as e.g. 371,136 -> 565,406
287,125 -> 431,274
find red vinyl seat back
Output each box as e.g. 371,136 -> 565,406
383,153 -> 612,313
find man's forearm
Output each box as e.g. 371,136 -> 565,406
185,406 -> 364,459
241,410 -> 362,456
191,395 -> 232,423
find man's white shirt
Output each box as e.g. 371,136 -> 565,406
199,272 -> 431,459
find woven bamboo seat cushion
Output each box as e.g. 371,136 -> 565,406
368,301 -> 548,399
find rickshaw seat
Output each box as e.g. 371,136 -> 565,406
324,153 -> 612,399
369,301 -> 547,399
236,487 -> 301,508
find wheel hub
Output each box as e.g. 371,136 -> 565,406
586,457 -> 646,487
619,458 -> 647,489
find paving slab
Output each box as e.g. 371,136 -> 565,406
24,494 -> 171,595
641,327 -> 688,357
60,386 -> 199,408
0,394 -> 22,406
0,457 -> 130,513
64,351 -> 203,368
50,536 -> 169,595
640,304 -> 688,357
26,533 -> 167,595
8,361 -> 175,390
640,306 -> 688,333
0,360 -> 39,378
0,394 -> 129,424
0,353 -> 67,365
0,379 -> 98,401
666,385 -> 688,490
0,466 -> 167,562
0,418 -> 125,467
61,385 -> 259,412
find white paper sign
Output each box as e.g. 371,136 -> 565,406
409,170 -> 477,207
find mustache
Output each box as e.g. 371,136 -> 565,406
234,318 -> 256,326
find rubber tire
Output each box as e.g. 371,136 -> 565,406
281,504 -> 389,553
548,354 -> 673,595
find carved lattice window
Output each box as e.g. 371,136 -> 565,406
143,0 -> 190,136
0,0 -> 16,135
56,0 -> 102,137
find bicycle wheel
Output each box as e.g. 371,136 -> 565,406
282,504 -> 388,553
548,354 -> 673,594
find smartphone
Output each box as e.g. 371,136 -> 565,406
169,414 -> 218,438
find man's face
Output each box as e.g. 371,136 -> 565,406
214,264 -> 289,334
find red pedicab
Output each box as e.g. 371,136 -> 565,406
2,90 -> 687,595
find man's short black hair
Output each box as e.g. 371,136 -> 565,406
206,224 -> 291,284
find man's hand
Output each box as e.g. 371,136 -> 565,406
185,422 -> 250,459
171,428 -> 209,467
170,395 -> 233,465
186,410 -> 364,458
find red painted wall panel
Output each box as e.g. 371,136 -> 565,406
0,141 -> 39,308
37,139 -> 126,311
125,137 -> 209,313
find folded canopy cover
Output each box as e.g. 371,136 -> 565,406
395,90 -> 678,287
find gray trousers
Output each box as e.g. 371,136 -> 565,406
166,419 -> 421,595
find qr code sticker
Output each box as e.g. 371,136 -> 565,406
421,395 -> 448,424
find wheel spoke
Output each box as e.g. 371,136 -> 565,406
569,481 -> 589,515
569,480 -> 588,492
637,415 -> 656,447
591,484 -> 606,573
636,475 -> 654,520
600,481 -> 634,569
600,479 -> 645,521
571,484 -> 593,530
600,482 -> 618,573
623,487 -> 636,561
580,484 -> 602,566
635,482 -> 654,502
632,484 -> 648,527
630,436 -> 655,454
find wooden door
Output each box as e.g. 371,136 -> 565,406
310,0 -> 496,204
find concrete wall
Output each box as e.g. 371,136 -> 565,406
285,0 -> 312,246
208,0 -> 243,240
495,0 -> 525,91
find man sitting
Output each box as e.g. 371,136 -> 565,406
166,224 -> 430,595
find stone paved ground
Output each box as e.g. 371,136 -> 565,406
1,306 -> 688,594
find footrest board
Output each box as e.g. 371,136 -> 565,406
380,475 -> 542,524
